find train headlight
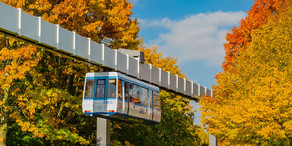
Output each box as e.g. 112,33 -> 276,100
108,110 -> 115,113
84,110 -> 91,113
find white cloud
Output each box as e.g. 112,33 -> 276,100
138,17 -> 173,28
145,11 -> 246,66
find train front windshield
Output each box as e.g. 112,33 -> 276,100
84,79 -> 116,99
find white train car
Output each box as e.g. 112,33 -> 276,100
82,72 -> 161,124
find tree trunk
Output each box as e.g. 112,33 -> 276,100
0,87 -> 8,146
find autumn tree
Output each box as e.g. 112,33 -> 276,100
200,7 -> 292,145
0,36 -> 40,145
223,0 -> 289,71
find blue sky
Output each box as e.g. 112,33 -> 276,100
131,0 -> 254,125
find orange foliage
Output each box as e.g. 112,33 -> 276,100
223,0 -> 290,71
0,44 -> 40,90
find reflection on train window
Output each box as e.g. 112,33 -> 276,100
85,80 -> 94,98
153,91 -> 160,110
118,79 -> 122,100
107,79 -> 116,98
140,87 -> 148,106
132,85 -> 140,104
129,83 -> 134,102
96,79 -> 105,98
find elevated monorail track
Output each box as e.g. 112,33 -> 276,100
0,2 -> 212,100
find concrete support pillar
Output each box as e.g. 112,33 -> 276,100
96,117 -> 110,146
209,135 -> 217,146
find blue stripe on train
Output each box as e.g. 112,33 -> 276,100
84,112 -> 116,116
83,112 -> 160,123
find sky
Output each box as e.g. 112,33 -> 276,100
130,0 -> 254,125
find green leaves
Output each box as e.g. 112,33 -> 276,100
13,88 -> 89,144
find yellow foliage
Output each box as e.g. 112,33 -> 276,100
38,133 -> 44,138
0,44 -> 39,90
200,7 -> 292,145
11,88 -> 88,144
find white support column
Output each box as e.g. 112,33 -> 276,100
17,8 -> 22,35
56,24 -> 60,49
183,78 -> 186,94
72,31 -> 76,55
158,68 -> 161,86
114,49 -> 118,70
38,17 -> 41,43
96,118 -> 110,146
101,44 -> 105,65
149,64 -> 152,83
167,72 -> 170,89
191,81 -> 194,96
126,54 -> 129,74
88,38 -> 91,60
137,59 -> 140,78
198,84 -> 200,97
175,75 -> 178,92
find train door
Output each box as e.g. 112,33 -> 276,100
93,79 -> 107,113
123,81 -> 129,114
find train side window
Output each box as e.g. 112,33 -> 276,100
132,85 -> 140,104
96,79 -> 105,98
149,90 -> 153,108
107,79 -> 116,98
85,80 -> 95,98
124,82 -> 129,102
153,91 -> 160,110
140,87 -> 148,107
118,79 -> 122,100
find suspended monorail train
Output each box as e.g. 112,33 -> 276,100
82,72 -> 161,124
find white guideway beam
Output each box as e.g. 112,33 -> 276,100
0,2 -> 212,100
